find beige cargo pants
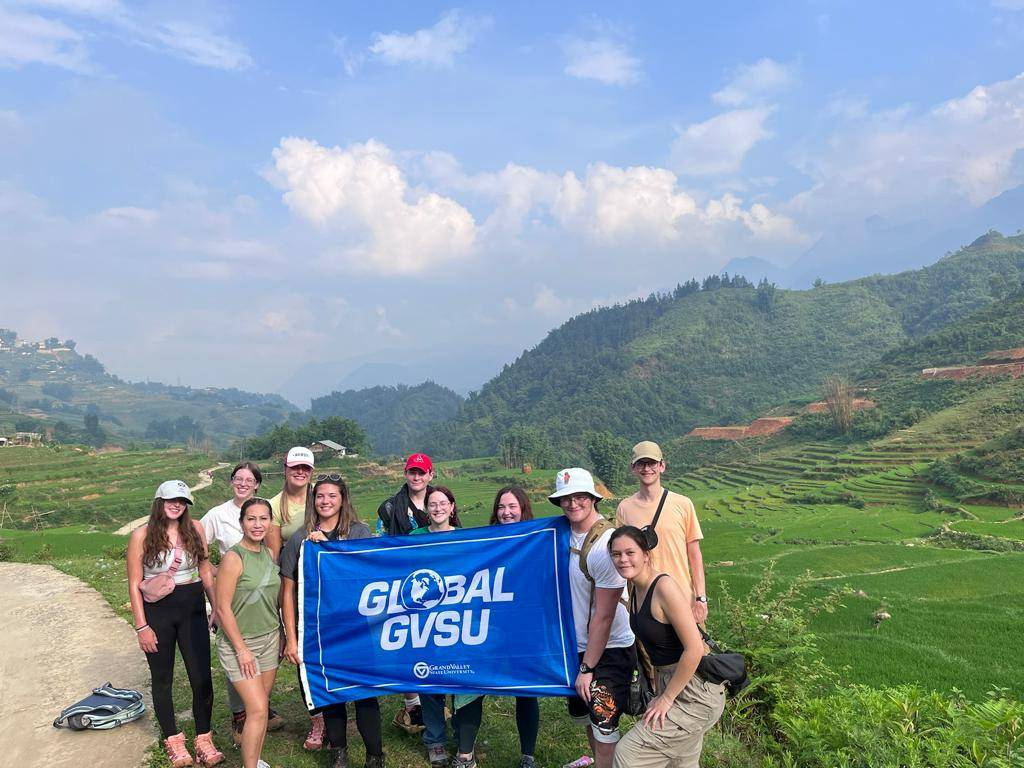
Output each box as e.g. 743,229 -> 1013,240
611,667 -> 726,768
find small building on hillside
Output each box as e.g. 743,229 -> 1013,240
0,437 -> 8,447
310,439 -> 347,457
9,432 -> 42,446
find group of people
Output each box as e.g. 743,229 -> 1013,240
126,440 -> 723,768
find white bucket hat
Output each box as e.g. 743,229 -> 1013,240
154,479 -> 194,505
548,467 -> 603,507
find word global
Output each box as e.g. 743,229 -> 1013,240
357,567 -> 515,651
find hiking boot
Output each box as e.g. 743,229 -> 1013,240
162,732 -> 194,768
392,704 -> 425,734
365,754 -> 386,768
427,744 -> 448,768
193,732 -> 224,767
266,707 -> 284,731
231,711 -> 246,746
518,757 -> 537,768
451,756 -> 477,768
331,746 -> 348,767
304,712 -> 326,750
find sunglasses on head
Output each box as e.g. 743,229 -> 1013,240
316,473 -> 344,483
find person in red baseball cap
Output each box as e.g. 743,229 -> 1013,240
376,452 -> 436,735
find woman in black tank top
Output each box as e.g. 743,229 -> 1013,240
608,526 -> 726,768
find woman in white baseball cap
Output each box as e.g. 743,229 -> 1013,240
126,480 -> 223,767
266,446 -> 315,562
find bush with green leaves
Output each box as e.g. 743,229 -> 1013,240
711,563 -> 851,741
766,684 -> 1024,767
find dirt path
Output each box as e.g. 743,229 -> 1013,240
0,562 -> 154,768
115,462 -> 229,535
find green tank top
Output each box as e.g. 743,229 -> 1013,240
225,544 -> 281,639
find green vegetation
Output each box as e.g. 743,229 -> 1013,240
424,233 -> 1024,463
0,338 -> 298,449
310,381 -> 463,456
233,416 -> 369,460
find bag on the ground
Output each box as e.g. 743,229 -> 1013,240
697,627 -> 749,696
53,683 -> 146,730
139,535 -> 182,603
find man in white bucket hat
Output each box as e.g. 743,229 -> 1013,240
550,468 -> 634,768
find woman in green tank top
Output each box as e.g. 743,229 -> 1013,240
215,497 -> 281,768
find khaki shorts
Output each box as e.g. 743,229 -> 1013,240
218,628 -> 281,683
612,666 -> 727,768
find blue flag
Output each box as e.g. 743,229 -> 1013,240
299,516 -> 577,709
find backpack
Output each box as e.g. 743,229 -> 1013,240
53,683 -> 146,731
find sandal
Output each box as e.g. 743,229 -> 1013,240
304,712 -> 327,750
162,732 -> 194,768
194,731 -> 224,767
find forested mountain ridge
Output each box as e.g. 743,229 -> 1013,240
0,337 -> 298,448
309,381 -> 463,456
422,231 -> 1024,461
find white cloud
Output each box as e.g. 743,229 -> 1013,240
2,0 -> 252,71
148,21 -> 253,71
331,35 -> 364,77
0,6 -> 89,71
369,10 -> 489,68
268,137 -> 477,275
795,71 -> 1024,214
992,0 -> 1024,9
562,34 -> 642,86
551,162 -> 806,247
712,57 -> 794,106
670,107 -> 773,176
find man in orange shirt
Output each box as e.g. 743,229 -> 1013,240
614,441 -> 708,623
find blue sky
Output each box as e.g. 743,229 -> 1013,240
2,1 -> 1024,404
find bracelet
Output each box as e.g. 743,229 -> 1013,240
135,624 -> 150,633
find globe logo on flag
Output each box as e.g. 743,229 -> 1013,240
399,569 -> 447,611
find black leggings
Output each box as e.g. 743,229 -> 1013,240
296,663 -> 382,755
142,582 -> 213,738
515,697 -> 540,756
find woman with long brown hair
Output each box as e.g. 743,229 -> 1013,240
279,474 -> 384,768
127,480 -> 222,768
489,486 -> 540,768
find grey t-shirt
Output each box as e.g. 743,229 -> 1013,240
279,519 -> 372,582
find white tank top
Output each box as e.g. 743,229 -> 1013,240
143,544 -> 200,585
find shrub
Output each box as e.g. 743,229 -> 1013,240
768,684 -> 1024,767
0,538 -> 13,562
711,563 -> 851,742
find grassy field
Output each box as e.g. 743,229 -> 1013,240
2,436 -> 1022,766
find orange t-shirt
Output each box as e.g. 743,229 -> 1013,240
615,490 -> 703,595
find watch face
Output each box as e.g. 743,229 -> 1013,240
579,662 -> 591,674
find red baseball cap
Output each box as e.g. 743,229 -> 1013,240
405,453 -> 433,473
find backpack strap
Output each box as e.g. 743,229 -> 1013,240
569,517 -> 627,614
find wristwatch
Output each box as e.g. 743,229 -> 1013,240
579,661 -> 595,674
695,594 -> 708,603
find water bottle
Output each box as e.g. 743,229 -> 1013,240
375,518 -> 384,537
562,757 -> 594,768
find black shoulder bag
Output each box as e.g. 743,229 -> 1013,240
696,627 -> 750,696
639,489 -> 669,549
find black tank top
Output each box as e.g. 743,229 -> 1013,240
629,574 -> 684,666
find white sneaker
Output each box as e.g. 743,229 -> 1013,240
257,760 -> 271,768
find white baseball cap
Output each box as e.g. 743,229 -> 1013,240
285,446 -> 315,467
154,479 -> 194,504
548,467 -> 603,506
